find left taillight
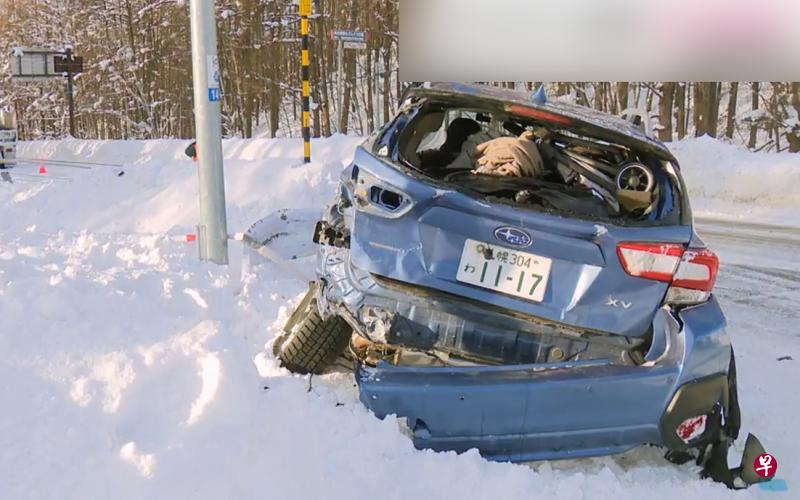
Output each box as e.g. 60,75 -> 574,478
617,242 -> 719,305
352,167 -> 414,218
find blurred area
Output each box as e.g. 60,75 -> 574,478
401,0 -> 800,81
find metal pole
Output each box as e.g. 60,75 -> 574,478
188,0 -> 229,264
65,47 -> 75,137
300,0 -> 311,162
337,40 -> 343,132
66,71 -> 75,137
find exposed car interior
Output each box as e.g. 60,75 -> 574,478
389,100 -> 684,225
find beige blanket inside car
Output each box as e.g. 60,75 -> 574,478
472,131 -> 544,178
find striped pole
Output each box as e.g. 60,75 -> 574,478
300,0 -> 312,163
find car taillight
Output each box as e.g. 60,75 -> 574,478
617,242 -> 719,305
352,167 -> 414,219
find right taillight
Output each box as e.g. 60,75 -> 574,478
617,242 -> 719,305
667,248 -> 719,305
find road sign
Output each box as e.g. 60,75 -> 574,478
206,55 -> 221,102
10,47 -> 83,137
331,29 -> 368,133
343,41 -> 367,50
54,55 -> 84,75
299,0 -> 312,16
330,30 -> 368,43
10,48 -> 58,81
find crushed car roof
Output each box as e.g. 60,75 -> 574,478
404,83 -> 675,161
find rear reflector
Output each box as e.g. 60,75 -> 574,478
676,414 -> 708,443
617,242 -> 720,303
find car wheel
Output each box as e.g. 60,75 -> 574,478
277,298 -> 352,374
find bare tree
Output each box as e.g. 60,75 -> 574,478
748,82 -> 760,149
725,82 -> 738,139
658,82 -> 675,142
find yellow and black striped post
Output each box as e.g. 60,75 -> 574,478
300,0 -> 312,163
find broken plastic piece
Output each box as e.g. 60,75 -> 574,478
531,85 -> 547,104
701,433 -> 774,489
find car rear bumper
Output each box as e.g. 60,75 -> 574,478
318,247 -> 732,460
354,298 -> 731,461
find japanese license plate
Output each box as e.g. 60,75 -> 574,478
456,239 -> 552,302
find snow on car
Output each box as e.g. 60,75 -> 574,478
269,83 -> 772,488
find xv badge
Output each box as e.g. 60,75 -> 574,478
606,297 -> 632,309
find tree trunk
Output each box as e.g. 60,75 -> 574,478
366,48 -> 375,133
748,82 -> 759,149
710,82 -> 720,137
693,83 -> 705,136
725,82 -> 738,139
694,82 -> 719,137
382,45 -> 391,125
787,82 -> 800,152
674,83 -> 687,139
595,83 -> 605,111
658,82 -> 675,142
339,51 -> 353,134
616,82 -> 629,112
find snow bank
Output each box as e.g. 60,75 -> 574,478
16,134 -> 800,231
670,136 -> 800,226
9,136 -> 362,235
1,136 -> 794,499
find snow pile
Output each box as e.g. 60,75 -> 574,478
671,136 -> 800,226
1,136 -> 795,499
8,137 -> 363,235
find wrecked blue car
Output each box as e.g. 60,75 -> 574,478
273,83 -> 770,488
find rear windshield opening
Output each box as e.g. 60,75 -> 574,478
393,102 -> 683,225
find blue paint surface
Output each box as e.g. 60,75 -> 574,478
758,479 -> 788,492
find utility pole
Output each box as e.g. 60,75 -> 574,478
300,0 -> 311,162
188,0 -> 229,265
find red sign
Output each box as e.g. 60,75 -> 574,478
754,453 -> 778,478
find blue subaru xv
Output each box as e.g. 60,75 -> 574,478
274,83 -> 770,488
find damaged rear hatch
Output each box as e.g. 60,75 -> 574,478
347,84 -> 691,339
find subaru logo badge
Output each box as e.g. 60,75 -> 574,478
494,226 -> 532,247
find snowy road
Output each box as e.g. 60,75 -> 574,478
1,138 -> 796,499
694,217 -> 798,495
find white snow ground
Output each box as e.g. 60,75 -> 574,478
0,137 -> 796,499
